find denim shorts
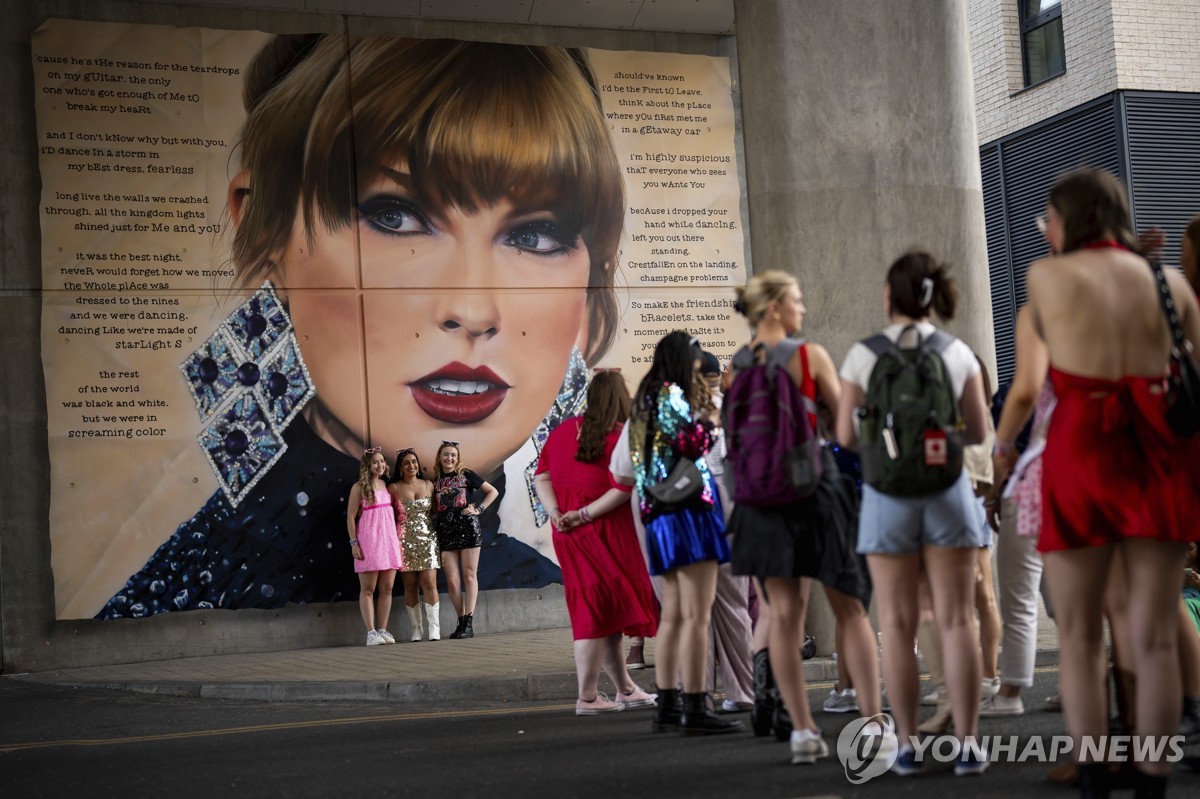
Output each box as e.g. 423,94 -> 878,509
857,470 -> 991,555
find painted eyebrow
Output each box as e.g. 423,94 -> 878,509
366,165 -> 574,228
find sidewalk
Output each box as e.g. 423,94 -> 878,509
5,623 -> 1059,705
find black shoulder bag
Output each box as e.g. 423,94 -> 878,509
1149,259 -> 1200,437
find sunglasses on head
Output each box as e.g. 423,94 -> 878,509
396,448 -> 416,458
441,441 -> 460,448
364,446 -> 382,455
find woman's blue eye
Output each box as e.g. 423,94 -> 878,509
358,196 -> 431,236
506,221 -> 578,256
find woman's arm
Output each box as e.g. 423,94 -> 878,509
805,342 -> 841,417
992,306 -> 1050,483
464,480 -> 499,516
389,484 -> 406,528
345,483 -> 364,559
959,372 -> 989,446
532,472 -> 570,530
835,379 -> 865,450
562,487 -> 632,529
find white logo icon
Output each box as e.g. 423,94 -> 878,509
836,713 -> 899,784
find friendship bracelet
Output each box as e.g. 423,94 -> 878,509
992,440 -> 1016,458
580,506 -> 592,523
348,539 -> 359,546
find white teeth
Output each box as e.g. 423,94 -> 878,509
427,379 -> 492,395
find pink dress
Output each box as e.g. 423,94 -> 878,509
355,486 -> 403,574
536,417 -> 659,641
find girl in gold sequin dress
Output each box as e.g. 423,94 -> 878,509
391,448 -> 441,641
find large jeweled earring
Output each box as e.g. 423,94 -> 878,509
524,346 -> 589,526
181,281 -> 315,507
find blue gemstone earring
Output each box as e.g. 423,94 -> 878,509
524,346 -> 589,526
182,281 -> 315,507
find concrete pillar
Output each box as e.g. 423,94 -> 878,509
733,0 -> 992,654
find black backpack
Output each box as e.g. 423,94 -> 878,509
856,325 -> 964,496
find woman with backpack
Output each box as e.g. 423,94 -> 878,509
630,331 -> 742,736
835,251 -> 991,777
726,270 -> 876,764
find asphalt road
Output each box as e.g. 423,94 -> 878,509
2,669 -> 1199,798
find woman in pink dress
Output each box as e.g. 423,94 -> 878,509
535,371 -> 659,715
346,448 -> 403,646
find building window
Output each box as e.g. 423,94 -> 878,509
1021,0 -> 1065,86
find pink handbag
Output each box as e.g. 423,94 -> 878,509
1012,455 -> 1043,539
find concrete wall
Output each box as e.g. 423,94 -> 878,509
0,0 -> 738,673
734,0 -> 993,369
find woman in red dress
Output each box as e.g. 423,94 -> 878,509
1024,168 -> 1200,797
535,371 -> 660,715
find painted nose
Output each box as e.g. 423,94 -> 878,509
434,240 -> 500,339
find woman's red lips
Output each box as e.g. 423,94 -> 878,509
409,362 -> 510,425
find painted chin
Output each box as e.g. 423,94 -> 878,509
409,362 -> 510,425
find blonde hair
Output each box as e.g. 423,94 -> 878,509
234,36 -> 624,364
734,270 -> 798,328
358,451 -> 389,504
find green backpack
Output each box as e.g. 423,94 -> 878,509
856,325 -> 964,496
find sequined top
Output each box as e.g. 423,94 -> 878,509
629,382 -> 716,523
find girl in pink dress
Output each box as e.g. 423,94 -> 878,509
346,448 -> 403,645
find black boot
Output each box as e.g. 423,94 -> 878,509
772,700 -> 793,742
1078,763 -> 1112,799
458,613 -> 474,639
679,692 -> 744,736
652,688 -> 682,732
448,616 -> 465,639
1181,695 -> 1200,738
1132,770 -> 1167,799
751,649 -> 775,737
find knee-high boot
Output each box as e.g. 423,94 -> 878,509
406,604 -> 423,642
425,601 -> 440,641
751,649 -> 775,737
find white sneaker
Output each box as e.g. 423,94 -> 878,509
981,677 -> 1000,698
790,728 -> 829,764
376,629 -> 396,645
365,630 -> 384,646
822,688 -> 859,714
922,688 -> 939,706
979,692 -> 1024,717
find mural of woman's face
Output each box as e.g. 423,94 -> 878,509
274,164 -> 591,476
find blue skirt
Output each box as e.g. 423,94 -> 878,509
644,496 -> 730,576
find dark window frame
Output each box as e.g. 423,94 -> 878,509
1020,1 -> 1065,87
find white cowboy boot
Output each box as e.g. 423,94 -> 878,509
406,603 -> 423,642
426,601 -> 441,641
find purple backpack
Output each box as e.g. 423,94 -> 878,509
723,339 -> 823,507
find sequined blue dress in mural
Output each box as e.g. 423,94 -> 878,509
629,382 -> 730,576
95,284 -> 560,619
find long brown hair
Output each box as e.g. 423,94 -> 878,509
576,371 -> 631,463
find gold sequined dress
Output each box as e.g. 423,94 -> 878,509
399,497 -> 439,572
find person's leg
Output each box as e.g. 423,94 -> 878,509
708,562 -> 754,706
1121,539 -> 1188,779
994,499 -> 1042,699
601,632 -> 654,705
924,546 -> 983,741
975,547 -> 1001,684
866,553 -> 921,742
574,637 -> 607,701
1042,545 -> 1114,766
763,576 -> 816,733
652,572 -> 682,730
1178,601 -> 1200,735
374,569 -> 396,631
675,560 -> 719,692
1105,546 -> 1137,734
461,546 -> 481,615
418,568 -> 440,640
442,550 -> 463,617
826,586 -> 879,717
401,571 -> 419,609
358,571 -> 378,632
